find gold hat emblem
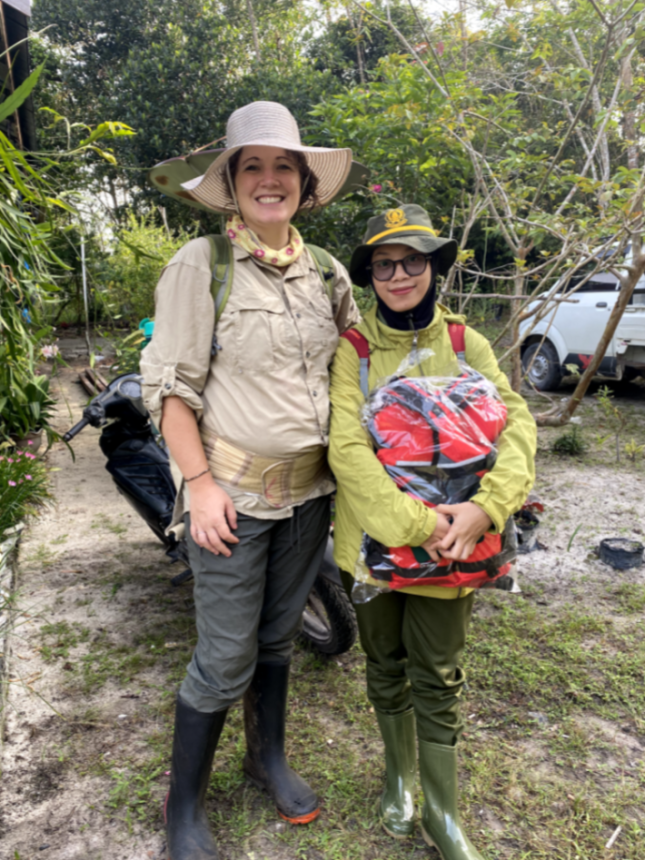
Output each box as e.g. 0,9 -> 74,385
384,208 -> 408,229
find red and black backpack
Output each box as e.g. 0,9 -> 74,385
340,323 -> 517,590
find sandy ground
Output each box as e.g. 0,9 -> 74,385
1,363 -> 176,859
1,358 -> 644,860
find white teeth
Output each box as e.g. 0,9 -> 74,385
257,196 -> 282,203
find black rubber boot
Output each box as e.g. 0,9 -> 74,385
165,696 -> 228,860
243,661 -> 320,824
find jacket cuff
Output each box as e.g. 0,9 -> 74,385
410,507 -> 438,546
469,492 -> 506,535
141,364 -> 204,430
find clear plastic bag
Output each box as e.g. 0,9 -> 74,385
352,354 -> 518,603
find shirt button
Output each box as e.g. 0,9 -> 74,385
296,313 -> 301,318
313,391 -> 317,397
306,351 -> 310,358
164,383 -> 171,390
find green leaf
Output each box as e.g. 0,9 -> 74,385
78,121 -> 136,147
0,63 -> 45,125
89,146 -> 117,165
119,238 -> 164,262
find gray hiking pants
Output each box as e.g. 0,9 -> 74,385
179,495 -> 330,713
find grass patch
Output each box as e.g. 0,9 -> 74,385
54,565 -> 645,859
610,583 -> 645,614
39,620 -> 90,661
468,598 -> 645,728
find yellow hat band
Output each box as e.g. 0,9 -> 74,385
366,225 -> 438,245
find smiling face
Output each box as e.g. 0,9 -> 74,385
233,145 -> 301,243
370,243 -> 433,313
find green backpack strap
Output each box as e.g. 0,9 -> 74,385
205,234 -> 234,324
306,244 -> 335,303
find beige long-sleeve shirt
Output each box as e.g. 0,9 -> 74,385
140,236 -> 360,521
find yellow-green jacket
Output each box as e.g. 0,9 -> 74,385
328,303 -> 537,599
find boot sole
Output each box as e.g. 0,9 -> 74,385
244,769 -> 320,825
381,820 -> 414,840
278,808 -> 321,825
376,799 -> 414,840
421,825 -> 445,859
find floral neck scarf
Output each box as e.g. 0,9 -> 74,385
226,215 -> 304,267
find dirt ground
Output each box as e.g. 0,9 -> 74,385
1,358 -> 644,860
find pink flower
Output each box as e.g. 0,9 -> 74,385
25,475 -> 32,480
26,453 -> 36,460
227,229 -> 236,239
8,480 -> 16,486
7,458 -> 13,463
41,345 -> 60,360
286,248 -> 294,256
293,237 -> 300,245
254,249 -> 265,258
437,41 -> 444,57
18,479 -> 23,484
271,257 -> 278,264
27,440 -> 33,445
371,184 -> 382,193
238,223 -> 246,230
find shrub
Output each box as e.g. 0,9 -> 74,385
101,216 -> 196,326
0,445 -> 50,535
551,424 -> 587,457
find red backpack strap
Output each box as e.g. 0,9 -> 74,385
447,323 -> 466,361
340,329 -> 370,397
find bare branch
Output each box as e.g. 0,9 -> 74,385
406,0 -> 451,97
528,23 -> 614,213
353,0 -> 450,98
555,63 -> 625,216
614,0 -> 642,26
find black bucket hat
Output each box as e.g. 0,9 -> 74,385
350,204 -> 458,287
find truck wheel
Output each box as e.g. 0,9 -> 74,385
522,341 -> 562,391
300,574 -> 357,656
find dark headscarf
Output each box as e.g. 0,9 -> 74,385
375,269 -> 437,332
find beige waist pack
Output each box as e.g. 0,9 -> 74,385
200,430 -> 329,508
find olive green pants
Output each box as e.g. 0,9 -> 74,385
179,496 -> 330,713
341,572 -> 474,746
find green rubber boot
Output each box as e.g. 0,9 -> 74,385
418,740 -> 485,860
375,708 -> 416,838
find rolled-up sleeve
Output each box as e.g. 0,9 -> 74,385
140,238 -> 215,429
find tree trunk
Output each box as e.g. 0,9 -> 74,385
535,258 -> 645,425
510,243 -> 531,391
246,0 -> 261,61
510,268 -> 525,391
459,0 -> 467,71
621,51 -> 637,171
346,5 -> 366,84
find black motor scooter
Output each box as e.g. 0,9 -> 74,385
63,373 -> 357,656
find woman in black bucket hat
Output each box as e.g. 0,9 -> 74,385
329,204 -> 537,859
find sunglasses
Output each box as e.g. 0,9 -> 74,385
367,252 -> 432,282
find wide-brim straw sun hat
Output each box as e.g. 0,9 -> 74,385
350,204 -> 458,287
149,150 -> 370,213
180,101 -> 352,214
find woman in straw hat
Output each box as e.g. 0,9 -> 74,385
141,101 -> 360,860
328,205 -> 536,859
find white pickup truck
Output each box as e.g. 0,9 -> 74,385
519,252 -> 645,390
